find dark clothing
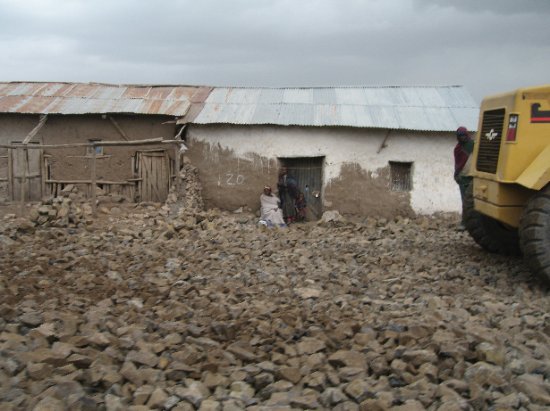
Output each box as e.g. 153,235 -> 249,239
454,139 -> 474,180
454,138 -> 474,223
278,173 -> 299,223
295,196 -> 307,222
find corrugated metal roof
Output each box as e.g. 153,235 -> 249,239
191,86 -> 479,131
0,82 -> 207,116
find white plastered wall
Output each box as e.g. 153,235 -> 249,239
187,125 -> 461,214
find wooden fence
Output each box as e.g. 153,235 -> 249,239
0,138 -> 181,217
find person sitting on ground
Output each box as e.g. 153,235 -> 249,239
259,186 -> 286,227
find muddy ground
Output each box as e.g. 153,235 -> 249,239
0,202 -> 549,411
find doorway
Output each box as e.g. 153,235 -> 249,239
9,145 -> 43,202
279,156 -> 324,220
136,150 -> 170,202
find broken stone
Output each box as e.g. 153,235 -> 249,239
1,208 -> 548,410
328,350 -> 366,369
19,312 -> 44,327
126,350 -> 159,368
174,381 -> 210,408
294,287 -> 322,299
226,343 -> 258,362
27,362 -> 53,380
32,396 -> 65,411
296,337 -> 326,355
146,387 -> 169,409
513,374 -> 550,405
464,361 -> 507,387
198,399 -> 222,411
133,385 -> 154,405
105,394 -> 127,411
344,379 -> 374,402
277,367 -> 301,384
320,387 -> 348,407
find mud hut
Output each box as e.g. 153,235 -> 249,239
179,86 -> 479,219
0,82 -> 210,203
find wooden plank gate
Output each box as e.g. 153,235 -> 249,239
9,146 -> 44,202
136,150 -> 170,202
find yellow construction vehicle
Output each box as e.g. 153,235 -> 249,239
464,84 -> 550,282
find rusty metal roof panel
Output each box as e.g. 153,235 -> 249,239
0,82 -> 201,116
0,83 -> 13,96
89,86 -> 126,100
34,83 -> 73,97
166,87 -> 197,101
120,87 -> 150,99
145,87 -> 178,100
14,96 -> 56,113
66,83 -> 101,99
189,87 -> 214,104
194,86 -> 479,131
9,83 -> 42,96
0,95 -> 25,112
48,97 -> 112,114
111,98 -> 142,113
158,100 -> 191,116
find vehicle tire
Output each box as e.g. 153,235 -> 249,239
463,182 -> 521,255
519,185 -> 550,283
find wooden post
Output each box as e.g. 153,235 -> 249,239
377,130 -> 392,154
174,143 -> 180,194
0,137 -> 167,150
19,147 -> 27,214
91,146 -> 97,217
108,116 -> 130,141
7,149 -> 13,200
22,114 -> 48,144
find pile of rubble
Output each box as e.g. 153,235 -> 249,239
0,208 -> 549,410
27,196 -> 93,228
20,161 -> 205,230
166,161 -> 205,216
57,184 -> 128,205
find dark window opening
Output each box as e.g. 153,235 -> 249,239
390,161 -> 413,191
86,140 -> 104,156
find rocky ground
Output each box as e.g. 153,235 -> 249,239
0,198 -> 549,411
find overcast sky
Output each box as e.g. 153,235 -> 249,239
0,0 -> 548,102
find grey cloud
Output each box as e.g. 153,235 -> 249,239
0,0 -> 549,102
412,0 -> 550,14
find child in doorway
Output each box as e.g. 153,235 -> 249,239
295,192 -> 307,222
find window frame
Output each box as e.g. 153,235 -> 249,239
389,161 -> 413,192
86,139 -> 104,156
